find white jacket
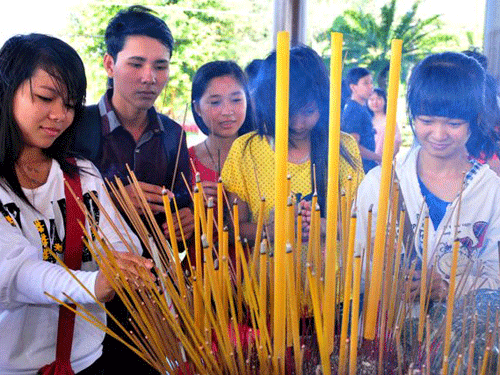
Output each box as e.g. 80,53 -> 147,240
0,159 -> 141,374
356,146 -> 500,295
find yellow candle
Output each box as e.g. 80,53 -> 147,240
454,355 -> 463,375
202,235 -> 212,340
364,39 -> 402,340
217,177 -> 223,258
193,186 -> 203,331
443,239 -> 460,374
171,195 -> 190,267
295,208 -> 303,300
314,202 -> 322,288
418,215 -> 429,343
307,266 -> 330,374
233,200 -> 243,323
307,192 -> 318,266
252,197 -> 266,276
362,204 -> 373,327
286,174 -> 291,201
273,30 -> 290,364
480,346 -> 491,375
194,173 -> 208,235
388,206 -> 405,329
202,233 -> 220,316
340,191 -> 348,266
206,199 -> 216,291
221,227 -> 229,316
258,239 -> 268,333
286,195 -> 295,246
349,255 -> 362,375
207,197 -> 214,250
285,244 -> 301,374
162,189 -> 187,298
339,213 -> 357,374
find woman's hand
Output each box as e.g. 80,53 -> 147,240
94,251 -> 155,302
408,268 -> 449,301
298,200 -> 326,242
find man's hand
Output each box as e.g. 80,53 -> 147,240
94,251 -> 155,302
124,181 -> 168,214
162,207 -> 195,241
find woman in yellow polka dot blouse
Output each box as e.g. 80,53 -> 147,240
221,45 -> 364,245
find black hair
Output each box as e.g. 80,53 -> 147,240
461,50 -> 488,70
244,59 -> 264,86
0,33 -> 87,205
345,67 -> 371,86
483,74 -> 500,156
368,88 -> 387,115
105,5 -> 174,60
191,60 -> 255,137
341,67 -> 371,107
252,45 -> 360,215
407,51 -> 498,159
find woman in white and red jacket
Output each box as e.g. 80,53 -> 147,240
0,34 -> 150,375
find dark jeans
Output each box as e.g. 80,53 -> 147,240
101,296 -> 160,374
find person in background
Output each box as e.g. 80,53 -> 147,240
461,49 -> 500,175
341,67 -> 380,172
244,58 -> 263,92
189,60 -> 255,201
0,33 -> 149,375
222,45 -> 363,245
367,87 -> 402,158
73,5 -> 193,243
356,52 -> 500,304
72,6 -> 193,373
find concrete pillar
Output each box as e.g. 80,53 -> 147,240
484,0 -> 500,80
273,0 -> 307,47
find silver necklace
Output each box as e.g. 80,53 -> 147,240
203,140 -> 221,174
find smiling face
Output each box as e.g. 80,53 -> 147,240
195,75 -> 247,139
368,92 -> 385,114
414,115 -> 470,160
104,35 -> 170,114
13,68 -> 75,151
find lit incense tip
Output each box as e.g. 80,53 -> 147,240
201,234 -> 209,249
260,239 -> 267,255
207,197 -> 214,208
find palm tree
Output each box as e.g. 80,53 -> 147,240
316,0 -> 456,88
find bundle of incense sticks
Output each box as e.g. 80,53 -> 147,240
45,166 -> 500,375
44,33 -> 500,374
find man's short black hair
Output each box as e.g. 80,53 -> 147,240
105,5 -> 174,59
